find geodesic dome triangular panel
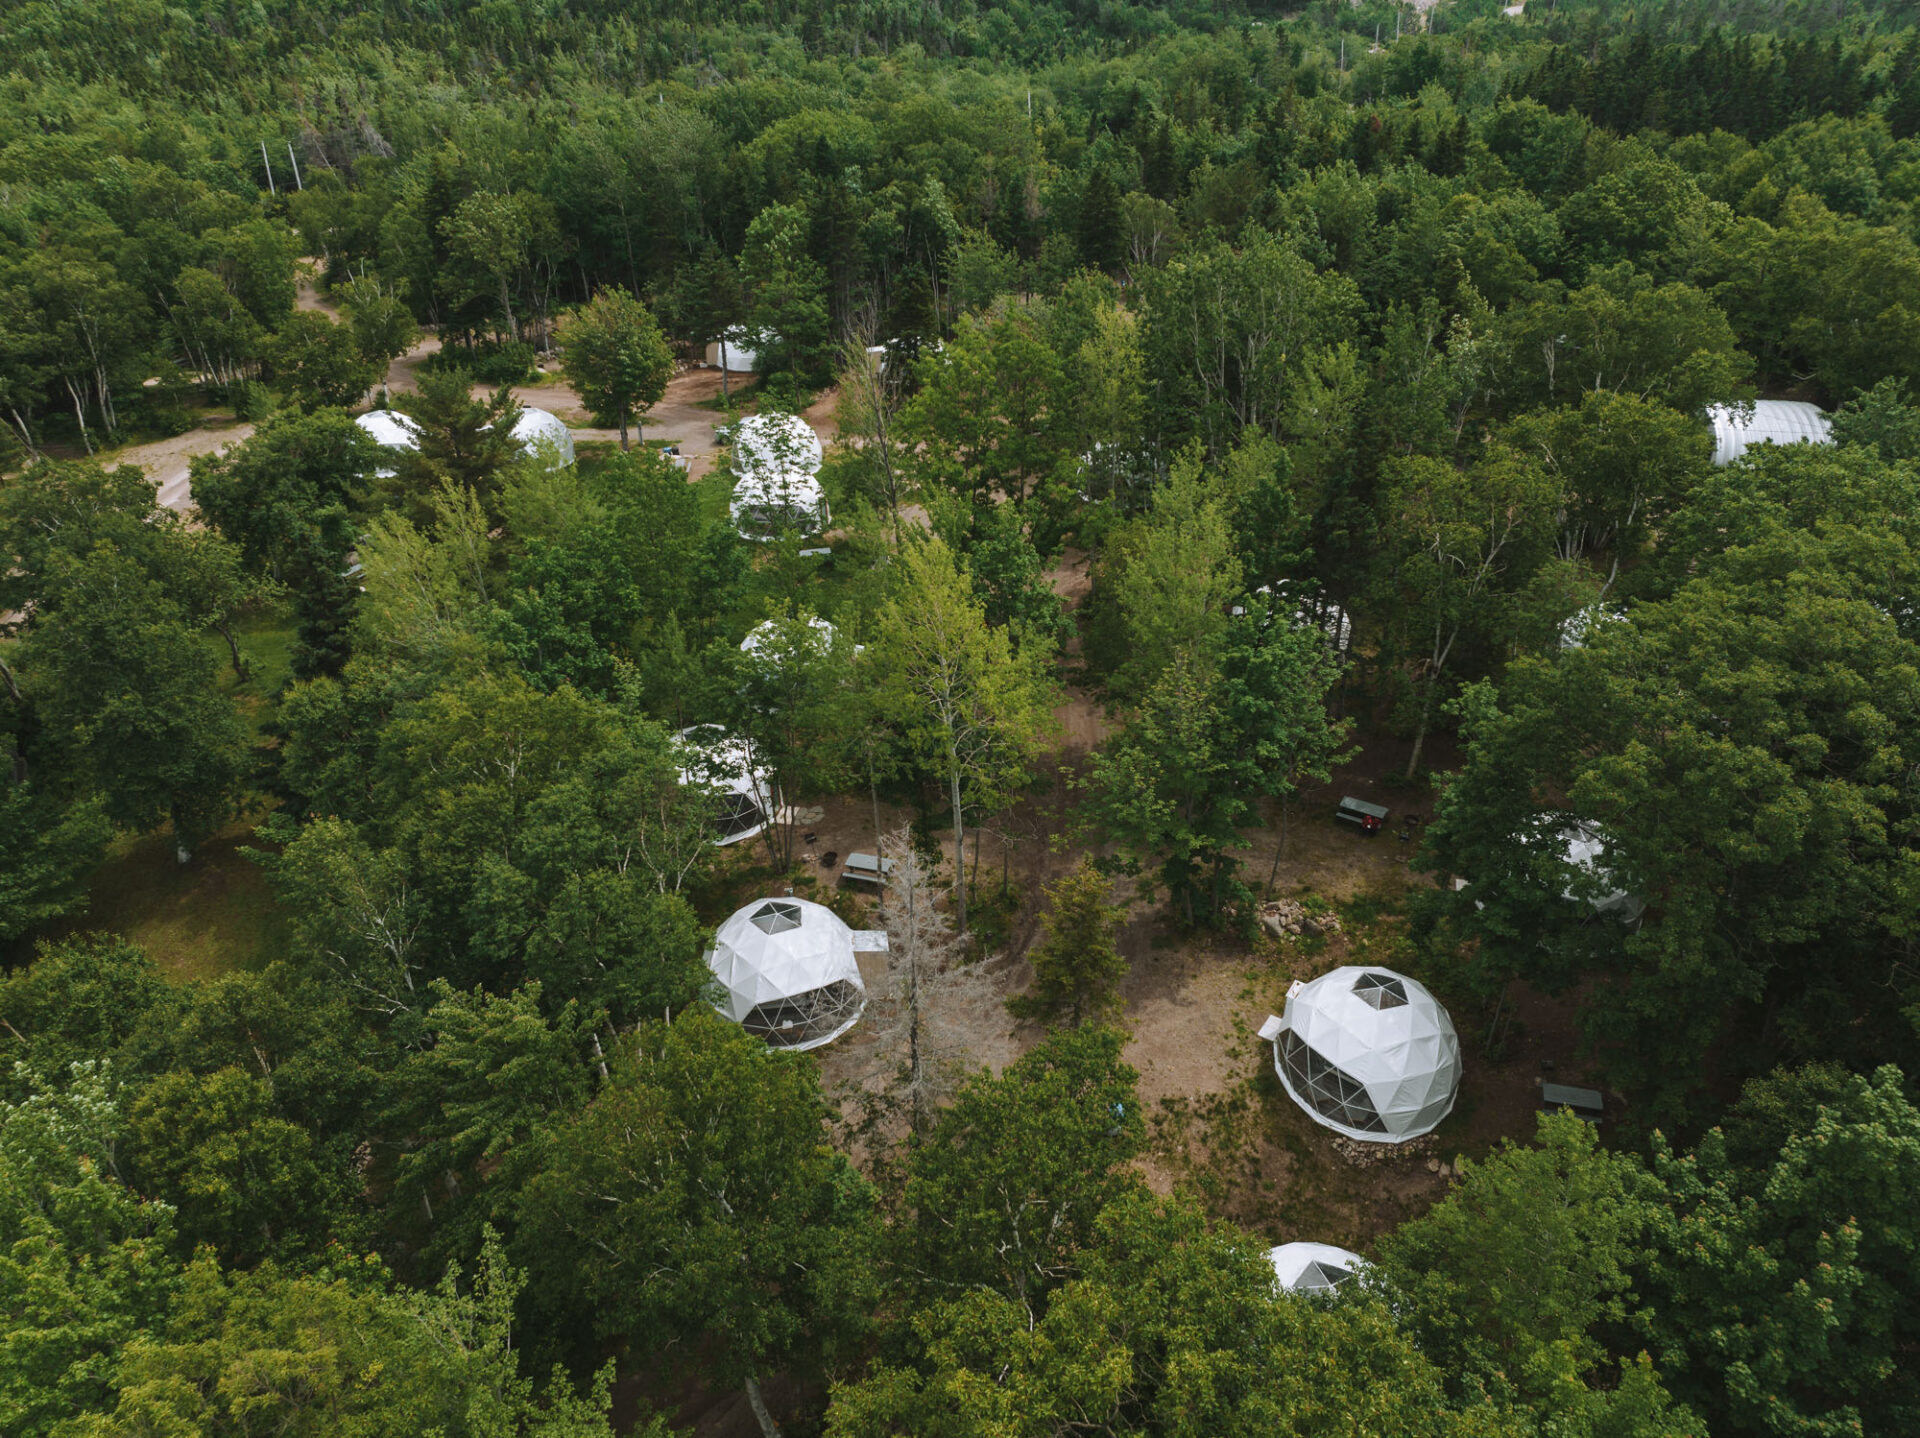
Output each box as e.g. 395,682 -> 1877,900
705,896 -> 866,1051
674,725 -> 775,847
1270,966 -> 1461,1143
1268,1241 -> 1367,1294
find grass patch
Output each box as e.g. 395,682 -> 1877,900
208,602 -> 298,741
43,811 -> 291,983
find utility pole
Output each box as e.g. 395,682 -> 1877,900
259,140 -> 275,195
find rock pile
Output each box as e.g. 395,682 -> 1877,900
1327,1131 -> 1438,1168
1259,899 -> 1342,941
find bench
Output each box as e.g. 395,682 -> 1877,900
1540,1082 -> 1606,1124
840,852 -> 896,888
1335,796 -> 1390,836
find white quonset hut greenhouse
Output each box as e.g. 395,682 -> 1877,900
1269,1242 -> 1367,1295
509,406 -> 575,467
675,724 -> 775,847
1259,967 -> 1462,1143
705,896 -> 885,1051
1706,400 -> 1833,466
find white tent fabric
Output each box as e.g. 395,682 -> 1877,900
1557,820 -> 1644,923
510,406 -> 576,467
1260,967 -> 1461,1143
731,412 -> 825,479
705,896 -> 870,1051
356,409 -> 421,450
1269,1242 -> 1367,1294
675,724 -> 775,847
731,472 -> 830,540
1707,401 -> 1832,467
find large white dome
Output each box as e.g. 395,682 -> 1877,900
675,724 -> 774,847
510,406 -> 575,467
730,412 -> 824,480
706,896 -> 867,1051
1268,1241 -> 1367,1294
1555,819 -> 1644,923
739,615 -> 837,660
1260,966 -> 1461,1143
730,472 -> 829,540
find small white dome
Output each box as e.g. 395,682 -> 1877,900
356,409 -> 421,450
1268,1241 -> 1367,1294
731,472 -> 830,540
1707,401 -> 1832,467
1554,819 -> 1643,922
1559,603 -> 1624,650
1261,966 -> 1461,1143
705,328 -> 763,373
740,616 -> 837,659
731,412 -> 824,480
510,406 -> 575,467
675,724 -> 775,847
705,896 -> 867,1051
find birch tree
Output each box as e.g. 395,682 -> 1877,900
868,537 -> 1057,934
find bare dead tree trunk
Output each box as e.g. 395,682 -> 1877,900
744,1374 -> 781,1438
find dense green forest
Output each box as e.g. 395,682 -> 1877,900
6,0 -> 1920,1434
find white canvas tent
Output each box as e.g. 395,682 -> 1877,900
1269,1241 -> 1367,1294
1707,401 -> 1832,467
731,412 -> 825,480
509,406 -> 576,467
705,896 -> 882,1051
731,472 -> 830,540
675,724 -> 776,847
1259,967 -> 1461,1143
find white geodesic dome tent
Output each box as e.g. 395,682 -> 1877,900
675,724 -> 775,847
1559,602 -> 1625,650
706,896 -> 868,1051
509,406 -> 576,467
731,472 -> 830,540
356,409 -> 420,478
739,615 -> 837,660
1259,967 -> 1461,1143
356,408 -> 421,450
1269,1242 -> 1368,1295
1555,820 -> 1644,923
731,412 -> 825,480
1231,583 -> 1354,655
1707,400 -> 1832,467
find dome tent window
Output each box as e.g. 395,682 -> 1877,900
1259,965 -> 1462,1143
1278,1029 -> 1389,1133
704,896 -> 885,1052
1352,971 -> 1408,1010
1268,1242 -> 1368,1295
675,724 -> 775,847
